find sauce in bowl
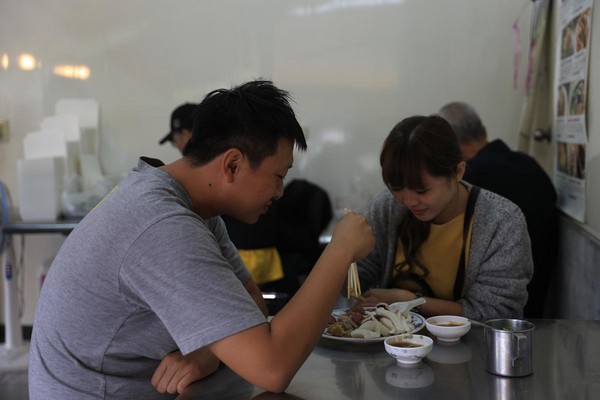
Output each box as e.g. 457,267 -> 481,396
390,340 -> 422,348
433,322 -> 465,327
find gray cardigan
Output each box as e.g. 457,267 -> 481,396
357,183 -> 534,321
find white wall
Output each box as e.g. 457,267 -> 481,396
0,0 -> 533,324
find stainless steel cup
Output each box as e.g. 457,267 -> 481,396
484,319 -> 535,377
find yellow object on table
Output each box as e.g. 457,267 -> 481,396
238,247 -> 284,285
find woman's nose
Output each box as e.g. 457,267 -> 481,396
402,191 -> 418,207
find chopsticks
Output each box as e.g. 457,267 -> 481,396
347,262 -> 363,301
344,208 -> 363,301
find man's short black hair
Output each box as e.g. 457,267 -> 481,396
183,79 -> 307,168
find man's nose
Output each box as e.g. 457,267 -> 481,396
275,181 -> 285,200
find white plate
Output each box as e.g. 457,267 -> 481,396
322,308 -> 425,343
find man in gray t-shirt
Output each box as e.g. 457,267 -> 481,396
29,80 -> 375,399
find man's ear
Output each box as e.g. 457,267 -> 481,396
222,148 -> 244,183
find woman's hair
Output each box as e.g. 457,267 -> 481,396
380,115 -> 463,284
183,79 -> 307,168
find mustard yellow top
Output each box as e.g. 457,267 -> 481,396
393,212 -> 473,300
238,247 -> 284,285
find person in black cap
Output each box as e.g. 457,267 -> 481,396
159,103 -> 197,152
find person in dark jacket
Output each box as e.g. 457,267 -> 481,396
438,101 -> 558,318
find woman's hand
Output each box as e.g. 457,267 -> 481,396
359,288 -> 416,307
152,347 -> 220,394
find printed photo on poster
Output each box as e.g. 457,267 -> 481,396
557,141 -> 586,179
570,79 -> 586,115
553,0 -> 593,222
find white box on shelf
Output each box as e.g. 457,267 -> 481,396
41,114 -> 81,175
23,129 -> 67,160
17,157 -> 65,221
55,98 -> 99,129
79,154 -> 103,192
40,114 -> 80,142
55,98 -> 99,155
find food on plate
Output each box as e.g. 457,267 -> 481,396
325,314 -> 357,337
325,303 -> 416,339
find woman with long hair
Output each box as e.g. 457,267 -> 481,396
357,115 -> 533,321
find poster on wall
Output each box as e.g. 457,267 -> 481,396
554,0 -> 593,222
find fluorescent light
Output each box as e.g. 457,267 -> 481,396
18,53 -> 36,71
53,65 -> 91,80
290,0 -> 404,17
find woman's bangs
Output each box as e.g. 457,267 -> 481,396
382,146 -> 424,190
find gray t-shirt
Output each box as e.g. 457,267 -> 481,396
29,157 -> 267,399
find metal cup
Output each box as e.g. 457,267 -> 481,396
484,319 -> 535,377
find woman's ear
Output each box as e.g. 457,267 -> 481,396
222,148 -> 244,183
455,160 -> 467,181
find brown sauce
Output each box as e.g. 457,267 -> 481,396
390,340 -> 422,348
434,322 -> 464,327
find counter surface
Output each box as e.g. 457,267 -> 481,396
177,319 -> 600,400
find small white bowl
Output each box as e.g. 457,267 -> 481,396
384,334 -> 433,365
425,315 -> 471,343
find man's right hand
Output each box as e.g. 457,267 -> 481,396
329,211 -> 375,262
151,347 -> 220,394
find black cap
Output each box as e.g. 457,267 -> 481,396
159,103 -> 197,145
